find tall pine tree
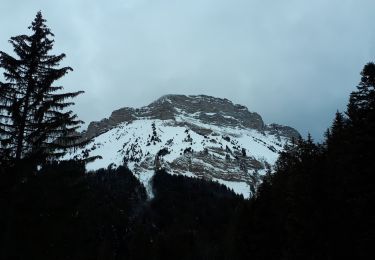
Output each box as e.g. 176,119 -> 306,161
345,62 -> 375,159
347,62 -> 375,127
0,12 -> 85,166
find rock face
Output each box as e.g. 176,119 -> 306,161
70,94 -> 300,198
83,95 -> 273,139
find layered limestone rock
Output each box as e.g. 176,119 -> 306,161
83,94 -> 290,139
72,94 -> 300,198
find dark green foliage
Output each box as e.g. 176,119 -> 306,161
127,170 -> 243,259
236,138 -> 328,259
0,161 -> 87,259
0,162 -> 147,259
0,12 -> 85,166
0,162 -> 244,259
347,62 -> 375,126
232,62 -> 375,259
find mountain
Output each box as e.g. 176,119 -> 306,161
66,95 -> 300,198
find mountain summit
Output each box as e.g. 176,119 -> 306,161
67,95 -> 300,198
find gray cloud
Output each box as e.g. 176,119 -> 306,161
1,0 -> 375,140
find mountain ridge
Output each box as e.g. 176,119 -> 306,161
68,94 -> 300,198
83,94 -> 299,140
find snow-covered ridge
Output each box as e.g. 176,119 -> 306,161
84,95 -> 299,140
67,95 -> 299,199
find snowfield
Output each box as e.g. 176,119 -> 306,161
65,93 -> 299,199
66,116 -> 290,199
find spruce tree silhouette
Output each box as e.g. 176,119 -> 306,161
0,11 -> 85,168
347,62 -> 375,125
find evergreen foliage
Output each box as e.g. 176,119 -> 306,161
232,62 -> 375,259
0,12 -> 85,167
347,62 -> 375,125
127,169 -> 243,259
0,162 -> 147,259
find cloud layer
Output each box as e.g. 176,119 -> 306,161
1,0 -> 375,139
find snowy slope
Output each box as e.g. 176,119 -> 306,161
66,95 -> 298,199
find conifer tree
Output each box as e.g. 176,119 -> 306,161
347,62 -> 375,125
0,12 -> 85,166
325,111 -> 347,150
331,111 -> 345,134
346,62 -> 375,153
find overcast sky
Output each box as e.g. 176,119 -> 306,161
1,0 -> 375,140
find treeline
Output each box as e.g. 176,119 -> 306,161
128,170 -> 244,259
0,163 -> 245,259
233,62 -> 375,259
0,164 -> 145,259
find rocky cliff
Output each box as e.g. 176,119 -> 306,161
67,95 -> 300,198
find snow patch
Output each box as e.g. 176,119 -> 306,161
65,114 -> 290,199
213,178 -> 251,199
136,170 -> 155,199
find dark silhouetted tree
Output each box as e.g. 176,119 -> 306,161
346,62 -> 375,153
347,62 -> 375,125
0,11 -> 84,166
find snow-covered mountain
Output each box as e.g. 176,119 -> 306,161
67,95 -> 300,198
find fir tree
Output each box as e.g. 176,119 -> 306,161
346,62 -> 375,156
347,62 -> 375,126
326,111 -> 347,150
331,111 -> 345,135
0,12 -> 85,166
